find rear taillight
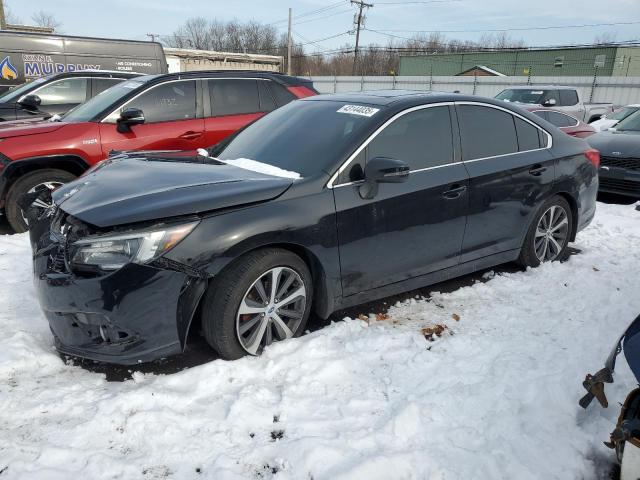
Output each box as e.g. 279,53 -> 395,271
585,148 -> 600,168
286,85 -> 317,98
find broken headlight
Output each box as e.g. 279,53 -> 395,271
69,221 -> 198,271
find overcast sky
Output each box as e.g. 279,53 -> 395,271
7,0 -> 640,51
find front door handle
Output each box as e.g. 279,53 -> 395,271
179,131 -> 203,140
529,165 -> 547,176
442,184 -> 467,199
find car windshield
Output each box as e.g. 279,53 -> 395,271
607,106 -> 639,121
62,79 -> 146,122
217,100 -> 377,178
496,89 -> 546,104
0,77 -> 48,103
614,110 -> 640,132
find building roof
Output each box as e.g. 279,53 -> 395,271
457,65 -> 506,76
163,47 -> 282,65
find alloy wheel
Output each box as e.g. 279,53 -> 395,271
534,205 -> 570,262
236,266 -> 307,355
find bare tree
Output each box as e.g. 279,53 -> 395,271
4,4 -> 21,24
593,32 -> 617,45
31,10 -> 62,31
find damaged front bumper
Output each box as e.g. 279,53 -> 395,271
30,208 -> 207,365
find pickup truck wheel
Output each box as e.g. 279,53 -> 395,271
201,248 -> 313,360
518,196 -> 573,268
5,169 -> 76,233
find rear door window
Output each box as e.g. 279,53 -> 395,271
559,89 -> 579,106
126,80 -> 196,123
33,78 -> 88,106
458,105 -> 519,160
209,79 -> 260,116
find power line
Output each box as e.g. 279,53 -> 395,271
367,20 -> 640,34
375,0 -> 462,4
268,1 -> 348,25
291,8 -> 354,26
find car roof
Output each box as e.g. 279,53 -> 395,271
501,85 -> 577,90
136,70 -> 311,86
302,90 -> 499,107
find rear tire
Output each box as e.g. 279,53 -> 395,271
5,169 -> 76,233
518,196 -> 573,268
201,248 -> 313,360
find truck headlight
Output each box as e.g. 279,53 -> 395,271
69,221 -> 198,271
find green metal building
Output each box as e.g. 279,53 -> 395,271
399,46 -> 640,77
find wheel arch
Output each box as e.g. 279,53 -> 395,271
554,191 -> 579,241
1,155 -> 89,203
185,241 -> 334,349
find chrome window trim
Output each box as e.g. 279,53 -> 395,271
327,100 -> 553,189
455,101 -> 553,151
101,77 -> 269,123
327,102 -> 454,189
101,78 -> 197,123
19,76 -> 93,103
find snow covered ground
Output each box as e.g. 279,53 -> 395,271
1,201 -> 639,480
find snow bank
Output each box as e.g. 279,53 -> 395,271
197,149 -> 301,179
0,202 -> 639,479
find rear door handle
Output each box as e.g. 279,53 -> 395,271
442,184 -> 467,199
529,165 -> 547,176
179,131 -> 203,140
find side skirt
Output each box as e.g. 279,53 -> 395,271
334,249 -> 521,311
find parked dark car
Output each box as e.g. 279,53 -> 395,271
0,70 -> 317,232
526,108 -> 596,138
27,91 -> 599,365
588,109 -> 640,198
0,71 -> 142,121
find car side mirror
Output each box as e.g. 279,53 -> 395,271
18,94 -> 42,111
116,108 -> 145,133
542,98 -> 557,107
359,156 -> 410,199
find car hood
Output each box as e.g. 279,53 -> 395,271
0,120 -> 66,138
587,130 -> 640,157
53,151 -> 295,227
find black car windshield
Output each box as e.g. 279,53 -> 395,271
615,110 -> 640,132
496,89 -> 546,104
217,100 -> 378,178
0,77 -> 47,103
62,79 -> 146,122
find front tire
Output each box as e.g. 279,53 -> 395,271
5,169 -> 76,233
201,248 -> 313,360
518,196 -> 573,268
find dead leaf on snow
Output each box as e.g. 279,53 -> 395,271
593,266 -> 600,272
376,313 -> 390,321
452,313 -> 460,321
421,324 -> 450,341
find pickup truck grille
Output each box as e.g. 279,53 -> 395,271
600,156 -> 640,171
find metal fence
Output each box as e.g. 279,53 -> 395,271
308,75 -> 640,106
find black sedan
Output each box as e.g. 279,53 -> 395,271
27,91 -> 599,364
588,110 -> 640,198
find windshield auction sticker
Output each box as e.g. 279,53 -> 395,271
337,105 -> 380,117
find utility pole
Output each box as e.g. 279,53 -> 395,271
146,33 -> 159,43
0,0 -> 7,30
287,8 -> 292,75
351,0 -> 373,75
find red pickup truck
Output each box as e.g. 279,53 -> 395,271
0,71 -> 317,232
